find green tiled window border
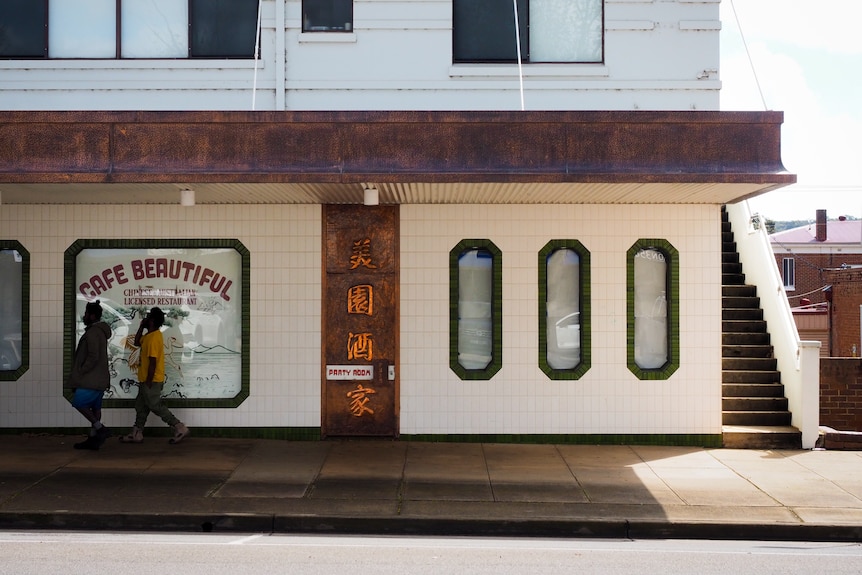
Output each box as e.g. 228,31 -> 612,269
449,239 -> 502,380
0,241 -> 30,381
63,239 -> 251,408
626,238 -> 679,380
538,240 -> 591,380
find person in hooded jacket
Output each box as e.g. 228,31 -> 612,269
68,300 -> 112,450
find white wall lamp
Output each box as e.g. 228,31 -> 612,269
363,184 -> 379,206
180,188 -> 195,207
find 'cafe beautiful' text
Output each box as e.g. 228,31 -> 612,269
79,258 -> 234,301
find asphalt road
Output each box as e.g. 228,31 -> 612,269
1,532 -> 861,575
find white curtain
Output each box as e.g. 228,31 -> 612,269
546,248 -> 580,370
121,0 -> 188,58
530,0 -> 603,62
458,249 -> 493,370
634,248 -> 668,369
49,0 -> 116,58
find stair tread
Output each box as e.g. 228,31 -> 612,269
721,216 -> 796,447
722,409 -> 791,413
722,425 -> 800,434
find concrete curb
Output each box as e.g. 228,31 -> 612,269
3,512 -> 861,542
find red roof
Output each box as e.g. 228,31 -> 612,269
770,219 -> 862,244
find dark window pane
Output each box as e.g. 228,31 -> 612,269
303,0 -> 353,32
453,0 -> 526,63
191,0 -> 259,57
0,0 -> 46,58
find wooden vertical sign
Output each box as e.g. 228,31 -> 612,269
322,204 -> 399,437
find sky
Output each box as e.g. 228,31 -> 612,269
720,0 -> 862,222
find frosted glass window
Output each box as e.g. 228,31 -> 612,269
457,249 -> 493,370
0,250 -> 24,372
530,0 -> 602,62
633,248 -> 668,369
122,0 -> 188,58
546,248 -> 580,370
49,0 -> 116,58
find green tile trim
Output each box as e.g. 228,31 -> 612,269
63,239 -> 251,408
1,428 -> 721,447
626,239 -> 680,380
0,427 -> 322,441
401,434 -> 722,447
0,241 -> 30,381
538,240 -> 591,380
449,239 -> 502,380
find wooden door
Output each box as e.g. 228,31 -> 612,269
321,204 -> 399,437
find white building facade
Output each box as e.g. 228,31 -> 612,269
0,0 -> 795,445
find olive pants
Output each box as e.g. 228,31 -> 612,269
133,381 -> 180,429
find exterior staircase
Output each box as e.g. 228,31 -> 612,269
721,209 -> 802,449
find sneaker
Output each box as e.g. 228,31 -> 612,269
74,436 -> 100,450
169,422 -> 189,444
119,426 -> 143,444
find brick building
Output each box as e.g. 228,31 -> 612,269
824,267 -> 862,358
771,210 -> 862,356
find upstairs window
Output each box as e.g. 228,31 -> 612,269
0,0 -> 259,59
453,0 -> 603,63
303,0 -> 353,32
191,0 -> 260,57
0,0 -> 47,58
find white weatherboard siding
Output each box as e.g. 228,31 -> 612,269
0,0 -> 720,112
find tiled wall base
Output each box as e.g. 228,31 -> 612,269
1,428 -> 722,447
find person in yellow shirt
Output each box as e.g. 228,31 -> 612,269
119,307 -> 189,444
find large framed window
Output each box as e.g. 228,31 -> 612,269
627,239 -> 679,380
539,240 -> 590,379
1,0 -> 259,59
782,257 -> 795,290
450,239 -> 502,380
0,241 -> 29,381
453,0 -> 603,63
302,0 -> 353,32
64,239 -> 250,407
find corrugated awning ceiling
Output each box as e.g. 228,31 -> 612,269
0,181 -> 781,205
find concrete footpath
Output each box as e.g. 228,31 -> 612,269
1,433 -> 861,541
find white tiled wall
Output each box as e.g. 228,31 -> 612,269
2,201 -> 722,436
399,204 -> 723,435
0,204 -> 322,430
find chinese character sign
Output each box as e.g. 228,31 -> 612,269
347,284 -> 373,316
347,384 -> 376,417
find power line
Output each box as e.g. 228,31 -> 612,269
728,0 -> 769,111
